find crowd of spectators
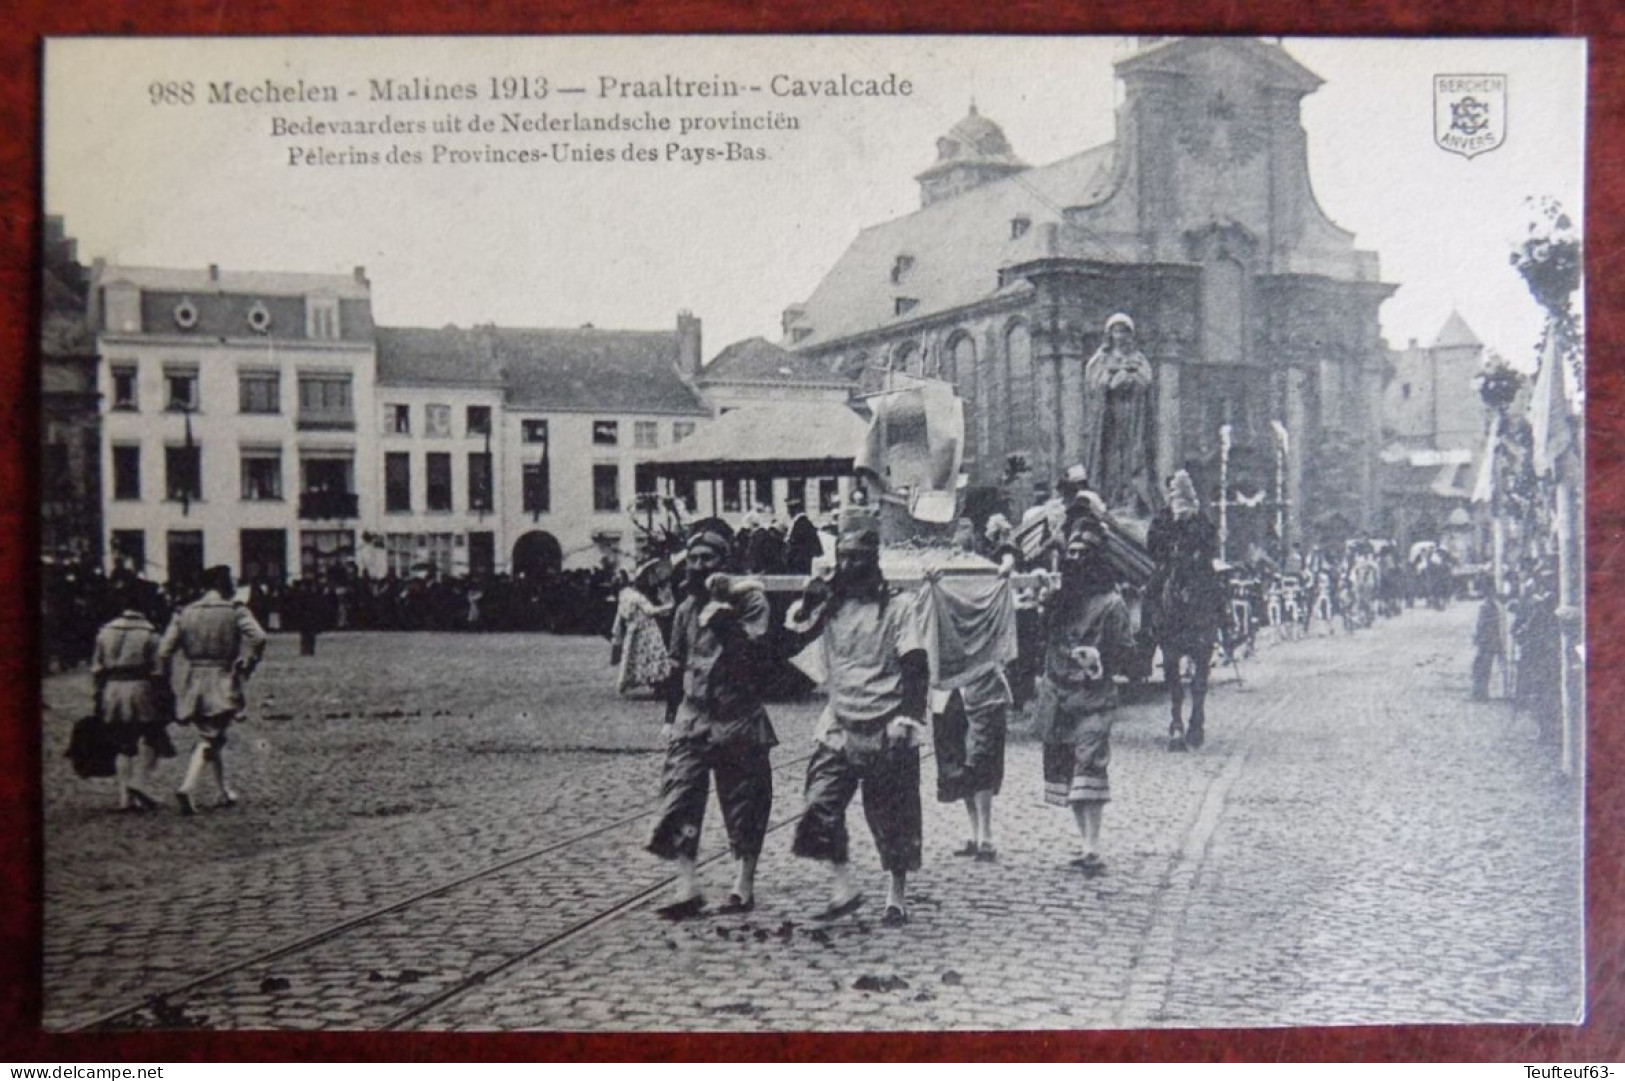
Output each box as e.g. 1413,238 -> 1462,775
41,560 -> 626,672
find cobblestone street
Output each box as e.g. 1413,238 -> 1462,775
40,602 -> 1583,1032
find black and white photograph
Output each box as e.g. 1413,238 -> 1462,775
38,35 -> 1586,1032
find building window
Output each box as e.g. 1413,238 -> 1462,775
418,533 -> 458,576
239,529 -> 287,583
1401,383 -> 1412,401
674,477 -> 697,513
385,403 -> 411,435
167,531 -> 205,587
819,477 -> 841,512
468,532 -> 495,577
891,254 -> 915,284
300,529 -> 355,579
165,445 -> 202,503
112,445 -> 141,501
110,529 -> 145,571
468,452 -> 493,512
297,373 -> 354,430
425,404 -> 452,438
522,419 -> 549,444
1011,216 -> 1031,240
895,297 -> 919,317
165,368 -> 199,412
426,452 -> 452,511
722,478 -> 743,513
111,365 -> 138,411
593,420 -> 619,446
384,533 -> 416,576
673,421 -> 696,444
385,452 -> 412,513
299,457 -> 358,520
634,421 -> 659,449
238,371 -> 280,414
306,297 -> 341,340
241,451 -> 283,501
593,463 -> 620,512
522,461 -> 551,515
466,406 -> 492,437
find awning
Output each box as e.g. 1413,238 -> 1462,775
643,401 -> 868,480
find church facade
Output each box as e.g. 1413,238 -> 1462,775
784,38 -> 1395,551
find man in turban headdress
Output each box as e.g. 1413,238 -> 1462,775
785,506 -> 929,927
1035,502 -> 1137,876
646,524 -> 777,919
1081,313 -> 1156,515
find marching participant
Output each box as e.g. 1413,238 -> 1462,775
646,525 -> 777,919
90,587 -> 173,812
785,506 -> 929,927
1036,504 -> 1137,877
159,565 -> 267,815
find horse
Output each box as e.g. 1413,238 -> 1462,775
1145,513 -> 1227,752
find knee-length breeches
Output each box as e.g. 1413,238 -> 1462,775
932,693 -> 1007,803
792,735 -> 922,873
647,735 -> 773,862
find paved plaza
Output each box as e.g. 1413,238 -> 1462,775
39,602 -> 1583,1031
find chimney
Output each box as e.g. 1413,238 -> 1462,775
781,304 -> 807,340
354,265 -> 368,285
677,310 -> 702,376
88,258 -> 106,331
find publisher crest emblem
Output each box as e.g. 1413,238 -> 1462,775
1434,74 -> 1506,159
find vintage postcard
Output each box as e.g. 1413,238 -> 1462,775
38,36 -> 1585,1032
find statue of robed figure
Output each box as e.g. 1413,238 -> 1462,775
1081,312 -> 1157,516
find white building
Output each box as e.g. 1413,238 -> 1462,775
373,316 -> 712,575
94,262 -> 377,585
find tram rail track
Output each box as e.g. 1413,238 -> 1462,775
75,744 -> 840,1032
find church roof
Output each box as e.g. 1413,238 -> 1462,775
701,337 -> 854,387
788,142 -> 1117,349
1431,310 -> 1482,349
915,104 -> 1029,180
1116,37 -> 1323,93
376,325 -> 710,415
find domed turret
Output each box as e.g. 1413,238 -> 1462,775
916,103 -> 1029,207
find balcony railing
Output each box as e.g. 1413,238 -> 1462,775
296,410 -> 356,432
299,490 -> 359,520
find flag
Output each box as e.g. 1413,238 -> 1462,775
1529,335 -> 1575,476
1014,512 -> 1051,562
181,407 -> 194,516
1471,413 -> 1500,505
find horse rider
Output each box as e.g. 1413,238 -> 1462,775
1146,471 -> 1225,751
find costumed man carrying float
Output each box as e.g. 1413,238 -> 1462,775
1145,471 -> 1227,752
647,524 -> 776,919
785,505 -> 929,928
1036,502 -> 1137,877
